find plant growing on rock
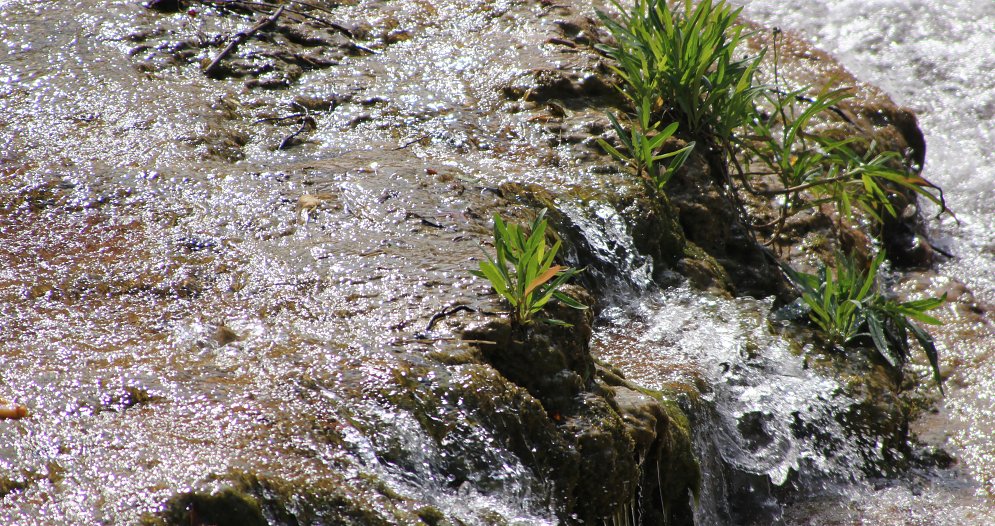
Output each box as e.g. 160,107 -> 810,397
741,29 -> 951,244
744,86 -> 851,228
745,84 -> 948,237
597,0 -> 765,143
814,137 -> 948,225
471,209 -> 586,326
593,0 -> 703,189
780,251 -> 946,392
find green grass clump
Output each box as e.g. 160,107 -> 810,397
780,251 -> 946,392
746,83 -> 949,232
471,210 -> 586,326
594,0 -> 952,393
597,0 -> 764,142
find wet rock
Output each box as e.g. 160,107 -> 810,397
561,392 -> 639,521
501,67 -> 613,103
665,151 -> 786,298
276,25 -> 333,48
385,29 -> 413,44
145,487 -> 267,526
0,478 -> 29,500
678,242 -> 733,295
462,291 -> 595,416
554,16 -> 603,47
462,292 -> 698,524
796,346 -> 917,477
5,1 -> 962,525
499,180 -> 686,290
145,0 -> 182,12
141,471 -> 416,526
292,93 -> 346,112
599,368 -> 700,526
213,324 -> 241,346
0,404 -> 29,420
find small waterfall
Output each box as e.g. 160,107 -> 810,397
595,284 -> 888,524
318,377 -> 560,526
557,199 -> 659,294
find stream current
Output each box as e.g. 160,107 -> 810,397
735,2 -> 995,523
600,1 -> 995,523
0,0 -> 992,524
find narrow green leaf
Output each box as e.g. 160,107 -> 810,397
866,311 -> 896,367
553,290 -> 588,310
909,322 -> 944,395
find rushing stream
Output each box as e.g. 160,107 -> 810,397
585,0 -> 995,523
735,2 -> 995,523
1,0 -> 992,524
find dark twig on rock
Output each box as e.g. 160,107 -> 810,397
397,337 -> 497,345
277,102 -> 315,150
421,305 -> 476,335
394,135 -> 431,150
202,0 -> 355,38
254,113 -> 306,124
405,211 -> 445,229
203,5 -> 285,78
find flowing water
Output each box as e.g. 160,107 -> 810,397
602,0 -> 995,525
736,3 -> 995,523
1,0 -> 993,524
593,0 -> 995,523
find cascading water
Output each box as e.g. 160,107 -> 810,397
2,0 -> 991,524
591,3 -> 995,524
722,1 -> 993,523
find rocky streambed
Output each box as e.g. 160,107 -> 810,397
1,0 -> 990,524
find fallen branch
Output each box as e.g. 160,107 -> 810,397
204,5 -> 285,78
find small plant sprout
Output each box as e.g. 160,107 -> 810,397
471,210 -> 586,326
780,251 -> 947,393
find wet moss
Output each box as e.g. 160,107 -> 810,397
679,241 -> 734,295
142,471 -> 423,526
460,292 -> 700,524
775,335 -> 919,477
597,366 -> 701,526
142,487 -> 267,526
415,505 -> 450,526
610,178 -> 686,275
462,299 -> 595,417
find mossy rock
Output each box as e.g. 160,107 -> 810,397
461,290 -> 596,417
597,366 -> 700,526
664,150 -> 787,298
142,487 -> 267,526
461,297 -> 699,524
141,471 -> 419,526
561,392 -> 639,523
679,241 -> 734,295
